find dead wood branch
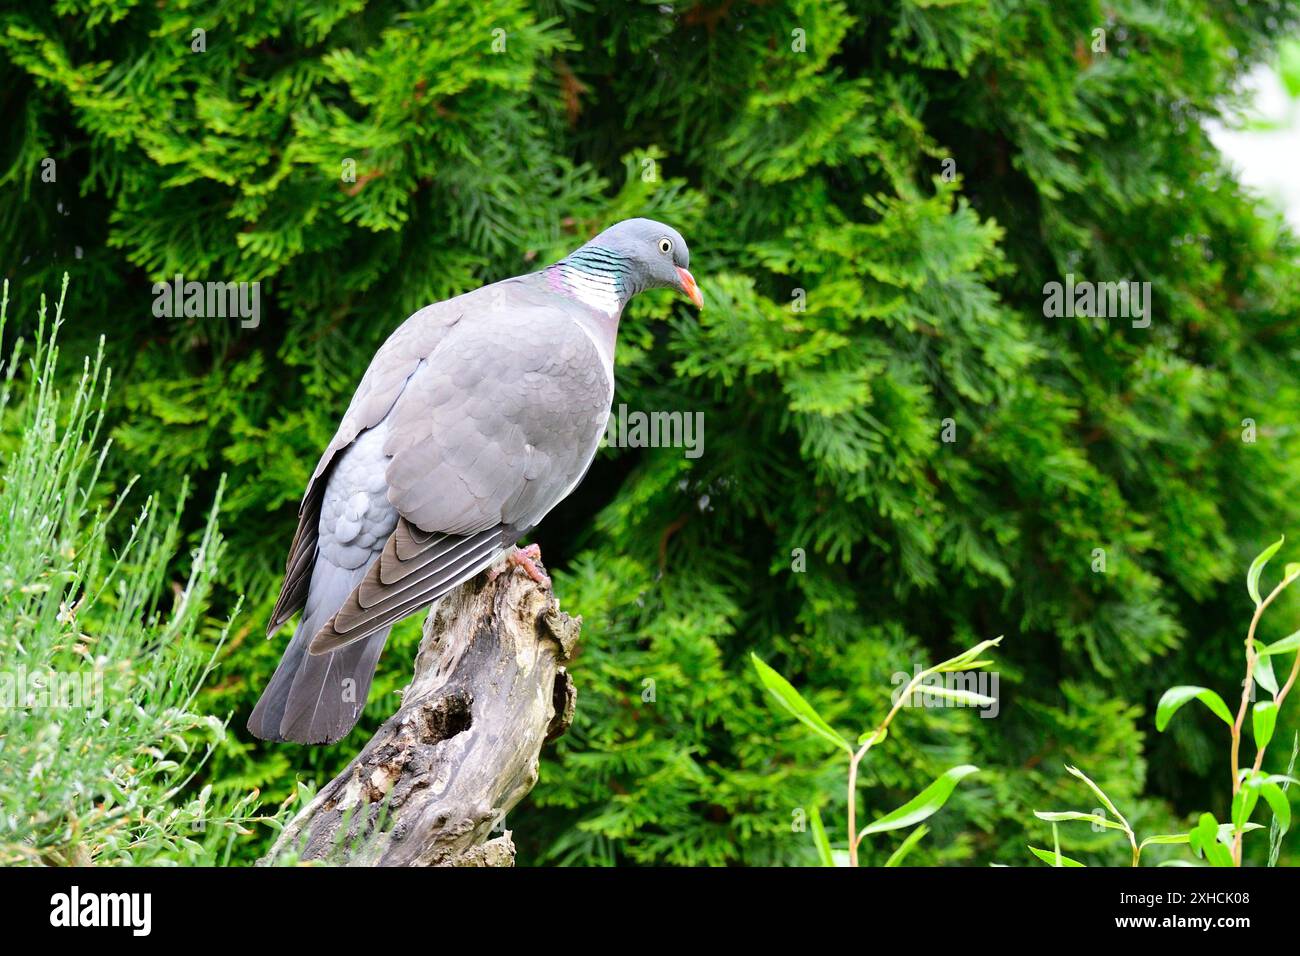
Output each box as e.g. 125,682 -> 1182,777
260,556 -> 579,866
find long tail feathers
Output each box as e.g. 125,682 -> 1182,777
248,558 -> 389,745
250,524 -> 520,744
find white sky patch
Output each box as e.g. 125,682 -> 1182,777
1205,56 -> 1300,231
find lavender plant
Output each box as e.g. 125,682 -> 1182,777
0,278 -> 266,865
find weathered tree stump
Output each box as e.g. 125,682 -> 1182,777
260,555 -> 580,867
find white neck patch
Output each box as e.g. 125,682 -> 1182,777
558,263 -> 622,318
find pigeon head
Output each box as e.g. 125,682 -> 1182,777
586,218 -> 703,309
552,218 -> 703,313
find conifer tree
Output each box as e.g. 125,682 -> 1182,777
3,0 -> 1299,865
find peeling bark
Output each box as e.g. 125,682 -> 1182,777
260,555 -> 580,867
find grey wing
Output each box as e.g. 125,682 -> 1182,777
308,309 -> 613,655
266,298 -> 465,635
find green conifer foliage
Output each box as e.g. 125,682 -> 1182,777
3,0 -> 1300,865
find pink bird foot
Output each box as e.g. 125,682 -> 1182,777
491,543 -> 551,588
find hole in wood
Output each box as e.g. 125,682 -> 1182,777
417,692 -> 472,745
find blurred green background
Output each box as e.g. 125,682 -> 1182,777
4,0 -> 1300,866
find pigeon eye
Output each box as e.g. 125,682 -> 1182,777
658,237 -> 673,256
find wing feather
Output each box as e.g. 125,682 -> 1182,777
265,300 -> 466,633
308,520 -> 513,654
266,482 -> 325,635
394,520 -> 439,561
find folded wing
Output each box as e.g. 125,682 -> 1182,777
309,300 -> 614,655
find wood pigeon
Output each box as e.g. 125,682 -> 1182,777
248,218 -> 703,744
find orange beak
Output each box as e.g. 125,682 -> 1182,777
677,267 -> 704,309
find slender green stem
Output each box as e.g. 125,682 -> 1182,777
848,669 -> 932,865
847,748 -> 864,867
1231,569 -> 1300,865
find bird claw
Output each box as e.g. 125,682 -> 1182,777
502,543 -> 550,588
